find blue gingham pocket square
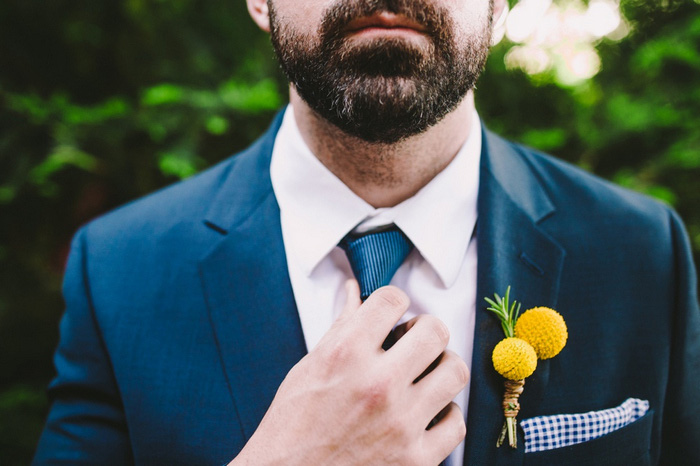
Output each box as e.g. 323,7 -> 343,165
520,398 -> 650,453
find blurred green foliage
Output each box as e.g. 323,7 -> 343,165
0,0 -> 698,463
480,0 -> 700,259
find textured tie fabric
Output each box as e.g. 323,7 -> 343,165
339,226 -> 414,301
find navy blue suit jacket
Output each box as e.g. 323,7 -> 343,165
34,113 -> 700,465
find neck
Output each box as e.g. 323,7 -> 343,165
290,89 -> 476,208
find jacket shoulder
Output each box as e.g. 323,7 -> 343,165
509,139 -> 673,229
81,112 -> 283,245
84,156 -> 235,243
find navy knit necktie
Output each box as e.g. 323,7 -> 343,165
339,226 -> 414,301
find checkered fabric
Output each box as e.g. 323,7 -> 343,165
520,398 -> 649,453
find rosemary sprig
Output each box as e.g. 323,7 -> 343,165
484,286 -> 522,338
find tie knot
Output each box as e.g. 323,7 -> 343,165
339,226 -> 414,301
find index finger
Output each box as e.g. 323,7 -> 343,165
351,286 -> 411,348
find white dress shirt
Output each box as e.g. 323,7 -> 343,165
269,105 -> 481,465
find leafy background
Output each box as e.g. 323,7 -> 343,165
1,0 -> 698,463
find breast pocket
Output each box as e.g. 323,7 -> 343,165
523,410 -> 654,466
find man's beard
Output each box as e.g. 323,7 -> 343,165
268,0 -> 494,143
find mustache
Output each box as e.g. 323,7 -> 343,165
319,0 -> 451,43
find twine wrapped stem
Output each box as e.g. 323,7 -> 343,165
497,379 -> 525,448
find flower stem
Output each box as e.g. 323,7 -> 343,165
499,379 -> 525,449
507,417 -> 517,448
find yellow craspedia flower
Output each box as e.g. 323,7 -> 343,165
515,307 -> 568,360
492,337 -> 537,381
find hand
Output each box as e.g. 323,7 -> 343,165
230,280 -> 469,466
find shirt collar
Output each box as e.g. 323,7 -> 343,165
270,105 -> 481,288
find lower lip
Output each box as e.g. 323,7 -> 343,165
347,26 -> 426,39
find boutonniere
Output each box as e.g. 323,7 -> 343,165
484,287 -> 568,449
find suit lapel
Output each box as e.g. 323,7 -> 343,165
198,114 -> 308,441
463,130 -> 566,465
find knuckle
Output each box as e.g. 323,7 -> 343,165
423,315 -> 449,345
372,286 -> 410,311
456,415 -> 467,439
380,427 -> 413,464
453,415 -> 467,442
357,375 -> 392,411
313,337 -> 358,376
456,362 -> 470,387
321,340 -> 353,368
448,353 -> 470,387
385,415 -> 411,442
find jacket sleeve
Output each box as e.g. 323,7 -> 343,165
32,227 -> 133,465
659,210 -> 700,465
